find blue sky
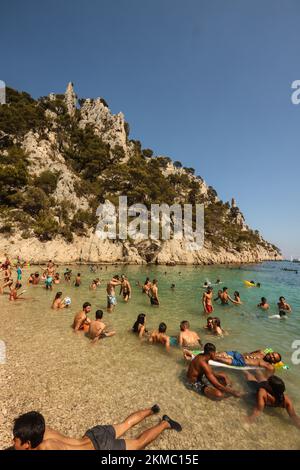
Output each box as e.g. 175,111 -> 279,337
1,0 -> 299,257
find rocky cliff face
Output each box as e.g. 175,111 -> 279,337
0,83 -> 281,264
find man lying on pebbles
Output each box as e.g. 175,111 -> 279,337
7,405 -> 182,450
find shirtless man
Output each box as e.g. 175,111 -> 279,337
202,287 -> 213,314
216,287 -> 237,305
257,297 -> 269,310
149,322 -> 170,351
178,321 -> 202,348
74,273 -> 81,287
187,343 -> 242,400
277,296 -> 292,315
120,275 -> 131,302
149,279 -> 159,306
214,349 -> 281,372
46,260 -> 55,277
72,302 -> 91,332
244,372 -> 300,428
106,275 -> 121,312
89,310 -> 116,343
9,406 -> 182,450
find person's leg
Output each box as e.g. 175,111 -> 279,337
243,371 -> 257,382
113,405 -> 160,438
125,420 -> 169,450
204,386 -> 225,401
124,416 -> 182,450
104,331 -> 116,338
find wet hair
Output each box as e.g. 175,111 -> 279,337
264,352 -> 282,364
171,284 -> 175,288
213,317 -> 221,327
279,296 -> 285,302
256,283 -> 261,287
132,313 -> 146,332
82,302 -> 91,310
180,320 -> 190,331
261,297 -> 267,303
207,316 -> 213,322
223,287 -> 228,292
144,277 -> 150,284
95,310 -> 103,320
268,376 -> 285,406
207,287 -> 213,293
153,279 -> 158,285
77,273 -> 81,276
113,275 -> 120,280
204,343 -> 216,355
158,322 -> 167,333
13,411 -> 45,448
54,292 -> 62,300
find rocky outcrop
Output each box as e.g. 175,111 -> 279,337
64,82 -> 77,117
79,98 -> 134,159
0,233 -> 280,265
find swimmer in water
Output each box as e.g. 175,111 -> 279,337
215,287 -> 238,305
9,282 -> 25,301
277,296 -> 292,314
132,313 -> 148,338
72,302 -> 91,332
51,292 -> 67,310
204,317 -> 214,332
178,321 -> 202,348
212,317 -> 226,337
257,297 -> 269,310
88,310 -> 116,343
233,291 -> 242,304
149,322 -> 170,351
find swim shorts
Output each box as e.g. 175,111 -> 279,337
189,376 -> 211,395
107,295 -> 117,307
226,351 -> 246,367
85,425 -> 126,451
150,297 -> 159,306
205,304 -> 213,313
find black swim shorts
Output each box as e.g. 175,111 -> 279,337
85,425 -> 126,451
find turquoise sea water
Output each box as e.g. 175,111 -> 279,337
0,260 -> 299,449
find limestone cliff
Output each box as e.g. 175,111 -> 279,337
0,83 -> 281,264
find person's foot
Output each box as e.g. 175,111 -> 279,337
162,415 -> 182,432
151,404 -> 160,414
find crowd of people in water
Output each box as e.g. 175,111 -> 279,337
1,253 -> 299,450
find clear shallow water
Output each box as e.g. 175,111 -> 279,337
0,261 -> 300,449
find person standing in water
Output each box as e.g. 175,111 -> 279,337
120,275 -> 131,302
277,296 -> 292,315
106,275 -> 121,313
202,287 -> 213,314
149,279 -> 159,306
74,273 -> 81,287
